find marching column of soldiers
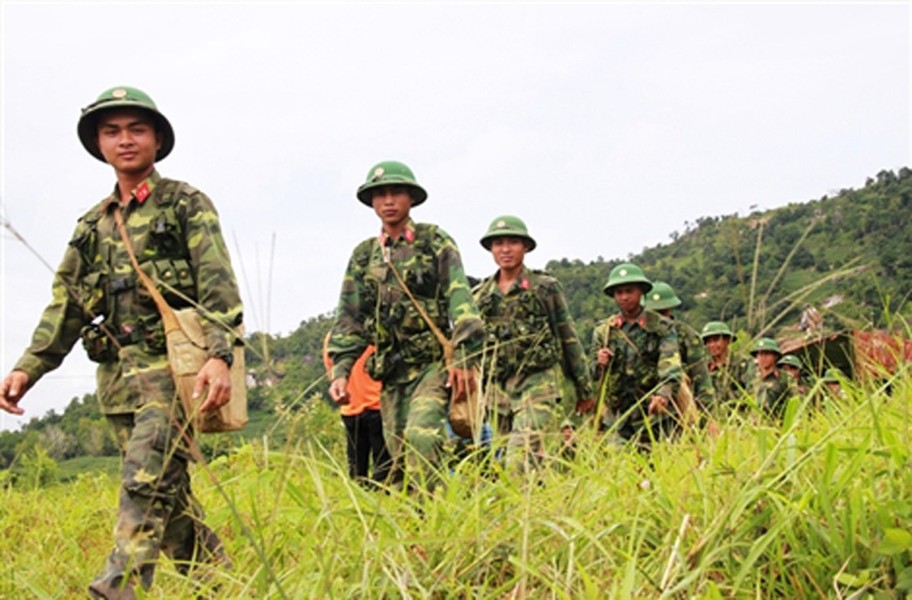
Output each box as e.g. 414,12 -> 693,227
0,89 -> 849,598
326,160 -> 834,480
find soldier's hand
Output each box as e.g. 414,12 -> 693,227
648,395 -> 669,416
447,367 -> 477,403
596,348 -> 614,366
196,357 -> 231,413
575,397 -> 595,415
0,371 -> 29,415
329,377 -> 350,405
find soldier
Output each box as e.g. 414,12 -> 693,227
591,263 -> 683,446
749,338 -> 796,416
701,321 -> 749,406
821,368 -> 846,399
473,216 -> 593,469
642,281 -> 716,414
777,354 -> 810,395
0,86 -> 242,599
327,160 -> 484,488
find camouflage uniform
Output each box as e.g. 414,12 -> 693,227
328,219 -> 484,481
752,367 -> 796,416
708,358 -> 750,407
14,171 -> 242,594
474,266 -> 592,466
591,310 -> 683,445
673,320 -> 716,411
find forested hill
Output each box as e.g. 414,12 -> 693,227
547,167 -> 912,345
3,168 -> 910,471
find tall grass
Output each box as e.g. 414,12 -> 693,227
0,370 -> 909,598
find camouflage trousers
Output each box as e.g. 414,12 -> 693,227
90,392 -> 224,597
485,368 -> 561,471
381,361 -> 450,486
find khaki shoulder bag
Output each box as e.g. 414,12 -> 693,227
114,206 -> 247,433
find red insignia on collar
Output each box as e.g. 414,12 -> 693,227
520,278 -> 530,290
404,228 -> 416,243
134,181 -> 151,203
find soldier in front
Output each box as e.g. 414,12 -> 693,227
327,161 -> 484,489
473,216 -> 593,470
0,86 -> 242,599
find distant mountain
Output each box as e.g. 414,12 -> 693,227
545,167 -> 912,345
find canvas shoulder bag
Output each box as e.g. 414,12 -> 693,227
114,206 -> 247,433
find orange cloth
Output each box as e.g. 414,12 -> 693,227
323,335 -> 382,417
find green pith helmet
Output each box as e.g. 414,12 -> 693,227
701,321 -> 736,341
77,86 -> 174,163
750,337 -> 782,356
642,280 -> 681,311
356,160 -> 428,207
602,263 -> 653,296
777,354 -> 804,370
480,215 -> 536,251
821,368 -> 843,383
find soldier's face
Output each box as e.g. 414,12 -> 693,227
95,109 -> 161,176
490,237 -> 527,271
371,185 -> 413,229
755,351 -> 778,370
612,284 -> 643,315
782,365 -> 799,380
704,335 -> 730,361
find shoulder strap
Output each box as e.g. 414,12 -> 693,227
384,253 -> 454,369
113,206 -> 180,334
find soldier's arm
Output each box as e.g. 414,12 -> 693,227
682,324 -> 717,409
590,321 -> 606,374
13,241 -> 87,388
435,230 -> 484,369
655,324 -> 684,402
180,189 -> 243,360
542,280 -> 592,399
328,245 -> 371,380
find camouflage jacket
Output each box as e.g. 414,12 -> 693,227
673,319 -> 716,409
708,357 -> 750,405
14,171 -> 243,413
328,219 -> 484,384
752,367 -> 796,416
590,309 -> 683,425
473,266 -> 592,399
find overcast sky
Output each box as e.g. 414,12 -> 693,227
1,2 -> 909,429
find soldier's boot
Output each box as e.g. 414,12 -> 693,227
168,522 -> 233,595
87,576 -> 137,600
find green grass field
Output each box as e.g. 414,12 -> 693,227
1,375 -> 909,599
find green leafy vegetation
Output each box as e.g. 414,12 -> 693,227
0,374 -> 909,597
